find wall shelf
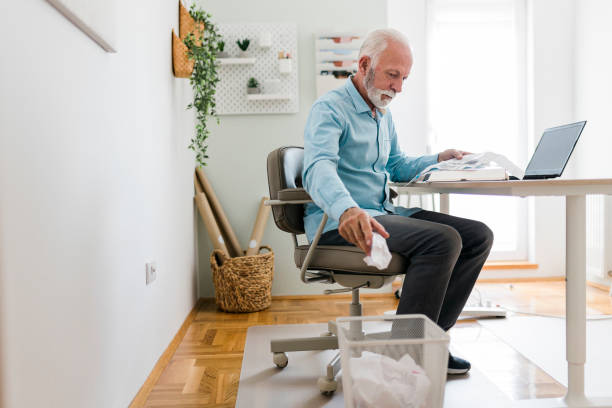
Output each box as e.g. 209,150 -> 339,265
246,94 -> 292,101
218,58 -> 256,65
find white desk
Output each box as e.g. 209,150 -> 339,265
392,179 -> 612,408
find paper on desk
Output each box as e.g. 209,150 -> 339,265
410,152 -> 523,183
363,232 -> 391,270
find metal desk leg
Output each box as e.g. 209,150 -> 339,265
440,193 -> 449,214
565,195 -> 588,406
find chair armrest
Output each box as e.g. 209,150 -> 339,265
278,188 -> 312,201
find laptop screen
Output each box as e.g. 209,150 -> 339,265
523,121 -> 586,178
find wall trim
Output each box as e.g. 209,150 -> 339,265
587,280 -> 611,292
129,298 -> 203,408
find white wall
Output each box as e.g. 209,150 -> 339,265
387,0 -> 429,155
196,0 -> 390,296
574,0 -> 612,286
523,0 -> 575,278
0,1 -> 197,407
574,0 -> 612,177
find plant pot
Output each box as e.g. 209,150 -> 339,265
172,29 -> 193,78
217,51 -> 229,58
247,87 -> 261,94
239,50 -> 252,58
278,58 -> 292,74
179,1 -> 204,45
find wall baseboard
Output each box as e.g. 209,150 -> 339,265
128,298 -> 203,408
477,276 -> 564,283
587,280 -> 611,292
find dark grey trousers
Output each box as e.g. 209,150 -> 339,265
319,209 -> 494,331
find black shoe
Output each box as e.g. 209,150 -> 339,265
447,353 -> 471,375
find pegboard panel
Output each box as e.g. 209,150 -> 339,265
216,23 -> 299,115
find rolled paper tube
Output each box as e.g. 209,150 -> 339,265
245,197 -> 271,256
194,192 -> 229,258
195,168 -> 243,257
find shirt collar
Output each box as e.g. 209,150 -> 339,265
345,76 -> 387,116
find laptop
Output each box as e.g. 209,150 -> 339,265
521,121 -> 587,180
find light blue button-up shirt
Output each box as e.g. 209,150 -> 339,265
302,77 -> 439,242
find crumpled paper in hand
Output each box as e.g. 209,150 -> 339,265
363,232 -> 392,270
350,351 -> 431,408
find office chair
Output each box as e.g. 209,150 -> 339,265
266,146 -> 409,394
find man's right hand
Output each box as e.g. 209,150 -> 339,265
338,207 -> 390,256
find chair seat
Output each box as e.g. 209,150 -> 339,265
294,245 -> 406,276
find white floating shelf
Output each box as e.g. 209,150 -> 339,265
218,58 -> 256,65
246,94 -> 292,101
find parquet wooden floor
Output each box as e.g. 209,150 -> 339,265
141,281 -> 612,407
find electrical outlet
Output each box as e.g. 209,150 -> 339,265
146,262 -> 157,285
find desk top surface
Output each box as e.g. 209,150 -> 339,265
391,178 -> 612,196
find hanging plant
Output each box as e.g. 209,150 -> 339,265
183,4 -> 222,167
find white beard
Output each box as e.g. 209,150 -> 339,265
364,68 -> 396,108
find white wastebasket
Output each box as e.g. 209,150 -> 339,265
337,314 -> 449,408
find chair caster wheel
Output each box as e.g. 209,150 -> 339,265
318,376 -> 337,395
273,352 -> 288,368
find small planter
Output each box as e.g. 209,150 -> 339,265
217,51 -> 229,58
172,29 -> 193,78
179,1 -> 204,45
278,58 -> 292,74
239,50 -> 252,58
247,87 -> 261,94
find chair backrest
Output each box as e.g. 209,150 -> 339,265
266,146 -> 306,234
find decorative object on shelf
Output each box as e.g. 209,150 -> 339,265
172,29 -> 193,78
236,38 -> 251,57
278,51 -> 292,74
259,32 -> 272,48
217,40 -> 229,58
179,2 -> 222,167
247,77 -> 261,94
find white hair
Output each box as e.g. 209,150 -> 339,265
358,29 -> 411,68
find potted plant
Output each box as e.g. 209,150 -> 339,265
182,4 -> 222,167
217,40 -> 228,58
247,77 -> 260,94
236,38 -> 251,57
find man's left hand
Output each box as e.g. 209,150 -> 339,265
438,149 -> 471,162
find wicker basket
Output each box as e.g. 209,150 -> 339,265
210,246 -> 274,313
172,29 -> 193,78
179,1 -> 204,45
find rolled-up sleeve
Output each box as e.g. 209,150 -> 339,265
386,117 -> 438,181
303,102 -> 358,222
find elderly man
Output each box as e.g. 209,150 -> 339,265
302,29 -> 494,374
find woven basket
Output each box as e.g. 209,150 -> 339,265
172,29 -> 193,78
179,1 -> 204,45
210,246 -> 274,313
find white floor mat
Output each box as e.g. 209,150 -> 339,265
479,316 -> 612,396
236,323 -> 512,408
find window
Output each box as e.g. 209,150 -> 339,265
427,0 -> 528,259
